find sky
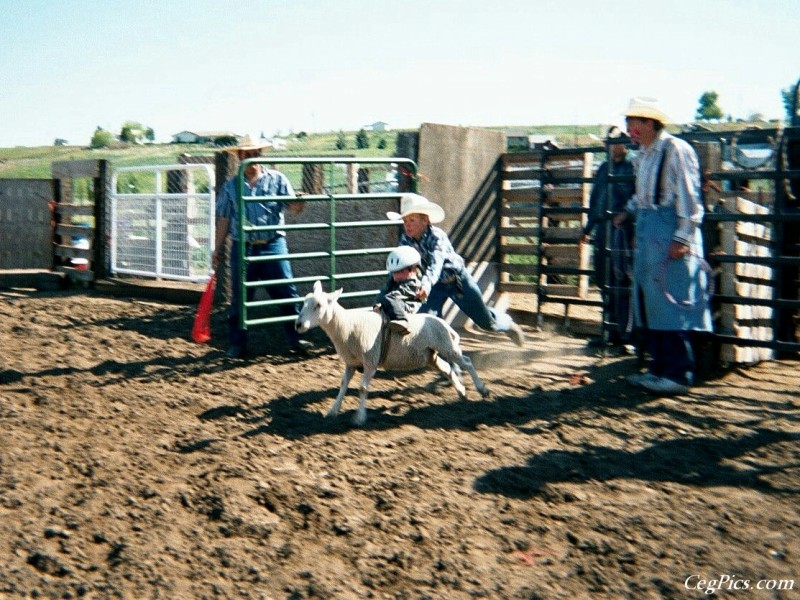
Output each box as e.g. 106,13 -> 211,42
0,0 -> 797,147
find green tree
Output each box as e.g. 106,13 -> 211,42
781,81 -> 799,124
90,126 -> 115,149
119,120 -> 150,143
377,137 -> 387,150
355,128 -> 370,149
335,130 -> 347,150
696,91 -> 724,121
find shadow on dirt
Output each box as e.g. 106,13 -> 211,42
473,427 -> 800,497
14,289 -> 203,342
41,289 -> 309,349
190,355 -> 800,497
191,358 -> 647,441
0,317 -> 331,387
193,354 -> 750,441
0,351 -> 264,386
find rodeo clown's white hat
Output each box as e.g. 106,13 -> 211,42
623,96 -> 672,125
386,193 -> 445,224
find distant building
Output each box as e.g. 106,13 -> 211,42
527,135 -> 559,151
364,121 -> 389,132
253,133 -> 288,150
506,132 -> 560,152
171,131 -> 242,144
269,137 -> 288,150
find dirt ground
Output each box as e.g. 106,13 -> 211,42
0,288 -> 798,599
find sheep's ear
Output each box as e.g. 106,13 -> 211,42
330,288 -> 343,302
313,280 -> 322,293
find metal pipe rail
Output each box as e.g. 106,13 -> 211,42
110,163 -> 216,283
233,157 -> 417,330
517,128 -> 800,357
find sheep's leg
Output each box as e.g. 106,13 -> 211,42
328,364 -> 355,419
459,354 -> 490,398
353,364 -> 377,426
430,351 -> 467,398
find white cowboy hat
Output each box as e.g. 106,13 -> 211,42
623,97 -> 672,124
224,135 -> 271,154
386,193 -> 445,224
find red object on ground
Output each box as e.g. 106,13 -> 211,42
191,274 -> 216,343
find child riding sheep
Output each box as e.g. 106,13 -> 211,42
373,246 -> 423,335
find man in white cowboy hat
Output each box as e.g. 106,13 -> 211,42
213,140 -> 312,358
614,97 -> 712,395
387,193 -> 525,346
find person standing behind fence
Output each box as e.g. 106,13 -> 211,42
614,97 -> 712,395
212,142 -> 312,359
580,126 -> 635,350
387,193 -> 525,347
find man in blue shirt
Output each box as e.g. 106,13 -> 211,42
581,126 -> 635,350
213,143 -> 312,358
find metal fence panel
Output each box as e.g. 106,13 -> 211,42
0,179 -> 53,269
230,157 -> 417,330
110,164 -> 215,283
500,126 -> 800,359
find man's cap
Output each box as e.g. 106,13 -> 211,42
606,125 -> 630,143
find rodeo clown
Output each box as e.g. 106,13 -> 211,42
614,97 -> 713,395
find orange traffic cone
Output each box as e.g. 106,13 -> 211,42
191,274 -> 216,344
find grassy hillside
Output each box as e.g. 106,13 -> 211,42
0,125 -> 609,180
0,131 -> 405,179
2,121 -> 765,179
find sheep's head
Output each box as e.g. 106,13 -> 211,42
295,280 -> 343,333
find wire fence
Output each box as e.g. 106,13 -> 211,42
110,164 -> 215,282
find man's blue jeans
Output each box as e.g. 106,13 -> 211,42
419,268 -> 507,332
646,329 -> 695,386
229,237 -> 301,348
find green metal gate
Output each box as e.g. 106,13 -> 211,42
232,157 -> 417,330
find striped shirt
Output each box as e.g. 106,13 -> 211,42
627,130 -> 703,244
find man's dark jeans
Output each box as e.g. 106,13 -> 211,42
228,237 -> 301,349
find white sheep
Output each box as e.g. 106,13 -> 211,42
295,280 -> 490,425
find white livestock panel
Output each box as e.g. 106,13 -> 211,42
110,164 -> 215,283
